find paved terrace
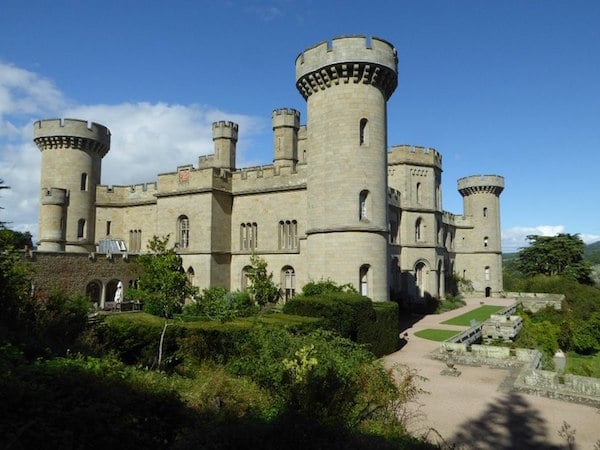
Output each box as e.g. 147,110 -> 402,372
384,296 -> 600,449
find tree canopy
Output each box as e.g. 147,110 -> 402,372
128,235 -> 196,318
517,233 -> 593,284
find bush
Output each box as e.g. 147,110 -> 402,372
357,302 -> 399,357
283,291 -> 375,341
183,287 -> 259,322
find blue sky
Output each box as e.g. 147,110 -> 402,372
1,0 -> 599,251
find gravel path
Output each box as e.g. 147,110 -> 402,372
383,297 -> 600,449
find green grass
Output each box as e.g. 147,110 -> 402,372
441,305 -> 505,326
565,351 -> 600,378
414,329 -> 460,342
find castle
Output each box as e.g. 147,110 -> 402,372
33,36 -> 504,307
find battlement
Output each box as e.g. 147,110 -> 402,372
272,108 -> 300,128
388,145 -> 443,169
458,175 -> 505,196
295,36 -> 398,100
231,163 -> 307,194
33,118 -> 111,157
40,187 -> 68,206
212,121 -> 239,140
96,182 -> 158,205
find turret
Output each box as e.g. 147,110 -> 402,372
296,36 -> 398,300
272,108 -> 300,169
34,118 -> 111,252
455,175 -> 505,295
212,121 -> 238,170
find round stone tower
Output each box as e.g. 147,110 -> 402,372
295,36 -> 398,300
456,175 -> 505,295
34,118 -> 111,252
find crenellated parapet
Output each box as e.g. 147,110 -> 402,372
33,118 -> 111,158
458,175 -> 505,196
96,182 -> 158,205
40,187 -> 68,206
212,121 -> 238,140
295,35 -> 398,100
272,108 -> 300,128
231,163 -> 307,194
388,145 -> 442,169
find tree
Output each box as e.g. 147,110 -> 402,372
128,235 -> 196,367
0,178 -> 9,228
245,254 -> 279,306
517,234 -> 593,284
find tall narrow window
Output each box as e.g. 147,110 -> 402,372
80,173 -> 87,191
279,220 -> 298,249
359,265 -> 369,297
77,219 -> 86,238
106,221 -> 111,236
483,236 -> 489,247
415,218 -> 422,242
241,265 -> 252,290
359,190 -> 369,220
483,207 -> 488,217
484,266 -> 490,281
359,118 -> 368,145
282,266 -> 296,301
178,215 -> 189,249
416,182 -> 421,204
241,223 -> 258,250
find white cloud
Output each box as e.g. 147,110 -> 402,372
501,225 -> 566,252
0,62 -> 268,242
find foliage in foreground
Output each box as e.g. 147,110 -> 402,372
182,286 -> 259,322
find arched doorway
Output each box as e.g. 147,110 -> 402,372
85,280 -> 102,308
415,261 -> 427,298
281,266 -> 295,301
106,279 -> 122,305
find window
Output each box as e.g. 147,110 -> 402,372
416,182 -> 421,204
359,190 -> 369,220
77,219 -> 86,238
483,236 -> 489,247
106,221 -> 111,236
484,266 -> 490,281
240,222 -> 258,250
178,215 -> 189,249
80,173 -> 87,191
282,266 -> 296,301
359,118 -> 368,145
186,267 -> 195,286
278,220 -> 298,249
483,207 -> 488,217
241,265 -> 252,290
129,229 -> 142,253
415,218 -> 422,242
359,265 -> 370,296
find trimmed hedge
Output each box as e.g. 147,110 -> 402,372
282,294 -> 399,357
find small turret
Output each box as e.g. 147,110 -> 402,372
212,121 -> 238,170
272,108 -> 300,169
34,118 -> 111,252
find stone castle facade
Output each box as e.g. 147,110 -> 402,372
34,36 -> 504,306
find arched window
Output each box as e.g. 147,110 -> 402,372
241,265 -> 253,290
415,218 -> 422,242
80,173 -> 87,191
240,223 -> 257,250
129,229 -> 142,253
186,266 -> 195,286
278,220 -> 298,249
484,266 -> 490,281
282,266 -> 296,301
178,215 -> 189,248
77,218 -> 86,238
416,182 -> 421,204
483,207 -> 488,217
359,118 -> 368,145
359,190 -> 369,221
359,265 -> 370,296
483,236 -> 489,247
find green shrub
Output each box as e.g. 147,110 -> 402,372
283,291 -> 375,341
301,279 -> 356,296
183,287 -> 259,322
357,302 -> 399,357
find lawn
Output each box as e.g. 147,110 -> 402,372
414,329 -> 460,342
441,305 -> 505,326
565,351 -> 600,378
